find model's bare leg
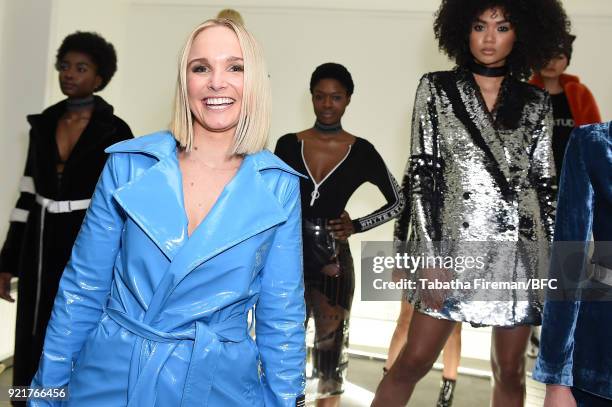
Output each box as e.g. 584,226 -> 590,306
316,395 -> 340,407
372,311 -> 457,407
442,323 -> 462,379
490,325 -> 531,407
384,300 -> 413,372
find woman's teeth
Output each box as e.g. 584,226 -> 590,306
205,97 -> 234,110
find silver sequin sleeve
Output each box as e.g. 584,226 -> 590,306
528,94 -> 556,239
394,74 -> 440,245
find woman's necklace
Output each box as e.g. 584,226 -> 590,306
188,147 -> 241,171
468,60 -> 508,78
314,120 -> 342,133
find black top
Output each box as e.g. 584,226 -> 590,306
550,92 -> 575,175
274,133 -> 404,233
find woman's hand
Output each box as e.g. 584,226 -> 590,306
0,272 -> 14,302
327,211 -> 354,241
544,385 -> 576,407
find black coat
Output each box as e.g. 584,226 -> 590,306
0,96 -> 133,388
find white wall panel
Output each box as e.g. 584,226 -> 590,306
0,0 -> 52,243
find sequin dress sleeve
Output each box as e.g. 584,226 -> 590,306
394,74 -> 444,246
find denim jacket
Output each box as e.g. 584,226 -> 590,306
534,122 -> 612,399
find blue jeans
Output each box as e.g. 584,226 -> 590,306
572,387 -> 612,406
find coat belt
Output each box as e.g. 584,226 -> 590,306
35,194 -> 90,213
105,307 -> 249,406
31,194 -> 91,336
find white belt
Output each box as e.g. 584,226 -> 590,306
590,263 -> 612,287
35,194 -> 90,213
31,194 -> 90,335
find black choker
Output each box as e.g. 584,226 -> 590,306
67,96 -> 94,111
468,60 -> 508,77
314,120 -> 342,133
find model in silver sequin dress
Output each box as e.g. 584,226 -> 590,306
394,67 -> 556,327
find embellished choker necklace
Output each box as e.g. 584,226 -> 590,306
468,60 -> 508,77
314,120 -> 342,133
66,96 -> 94,111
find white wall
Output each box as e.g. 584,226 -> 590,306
1,0 -> 612,358
0,0 -> 52,245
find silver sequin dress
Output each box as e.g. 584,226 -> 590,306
394,67 -> 556,327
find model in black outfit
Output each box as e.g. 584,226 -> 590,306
0,32 -> 133,400
275,63 -> 404,406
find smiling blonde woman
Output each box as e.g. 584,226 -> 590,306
30,19 -> 305,407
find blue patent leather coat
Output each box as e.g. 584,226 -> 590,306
534,122 -> 612,400
30,131 -> 306,406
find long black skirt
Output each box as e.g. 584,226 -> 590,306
302,218 -> 355,398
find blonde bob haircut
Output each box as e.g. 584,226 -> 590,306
170,19 -> 270,154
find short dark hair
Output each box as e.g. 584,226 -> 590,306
310,63 -> 354,96
55,31 -> 117,91
434,0 -> 571,79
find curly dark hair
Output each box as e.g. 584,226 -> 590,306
55,31 -> 117,91
434,0 -> 570,79
560,33 -> 576,64
310,62 -> 354,96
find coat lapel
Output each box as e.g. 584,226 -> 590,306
178,153 -> 288,270
106,132 -> 299,323
440,69 -> 514,198
68,120 -> 115,166
110,133 -> 188,261
143,153 -> 291,322
62,96 -> 117,168
459,74 -> 512,178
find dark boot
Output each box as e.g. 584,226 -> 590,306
436,377 -> 456,407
